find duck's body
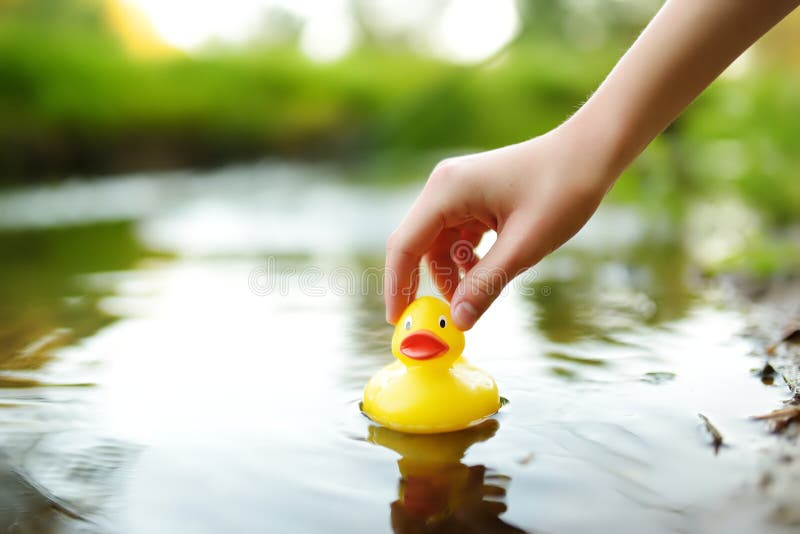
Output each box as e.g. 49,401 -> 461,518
364,357 -> 499,433
362,297 -> 500,434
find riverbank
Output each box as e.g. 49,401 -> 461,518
722,273 -> 800,526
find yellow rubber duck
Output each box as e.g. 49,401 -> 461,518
362,296 -> 501,433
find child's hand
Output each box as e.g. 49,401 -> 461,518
384,125 -> 615,330
384,0 -> 797,330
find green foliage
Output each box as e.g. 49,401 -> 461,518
709,233 -> 800,279
0,0 -> 798,230
681,71 -> 800,225
0,0 -> 620,178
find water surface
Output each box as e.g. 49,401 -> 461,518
0,163 -> 791,533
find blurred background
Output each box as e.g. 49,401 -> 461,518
0,0 -> 798,218
1,1 -> 800,532
0,0 -> 797,208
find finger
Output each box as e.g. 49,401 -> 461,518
481,484 -> 507,497
458,224 -> 485,247
384,194 -> 447,323
425,229 -> 461,301
481,501 -> 508,516
450,218 -> 535,330
453,227 -> 483,271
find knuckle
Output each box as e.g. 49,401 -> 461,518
385,230 -> 416,260
433,157 -> 454,172
469,267 -> 508,298
472,273 -> 497,297
385,230 -> 402,254
429,158 -> 462,187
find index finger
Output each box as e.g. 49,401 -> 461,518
384,193 -> 446,323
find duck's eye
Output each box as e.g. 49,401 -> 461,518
404,316 -> 412,330
438,315 -> 447,328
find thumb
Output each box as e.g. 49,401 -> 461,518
450,224 -> 533,330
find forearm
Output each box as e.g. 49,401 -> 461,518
562,0 -> 799,185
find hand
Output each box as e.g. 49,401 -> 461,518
384,0 -> 799,330
384,124 -> 616,330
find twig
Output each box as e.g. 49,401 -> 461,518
698,413 -> 724,454
751,405 -> 800,433
752,405 -> 800,421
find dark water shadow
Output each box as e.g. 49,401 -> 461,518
0,431 -> 140,533
0,459 -> 67,534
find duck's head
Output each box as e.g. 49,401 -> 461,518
392,296 -> 465,368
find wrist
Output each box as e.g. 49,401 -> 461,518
539,107 -> 629,197
556,103 -> 637,191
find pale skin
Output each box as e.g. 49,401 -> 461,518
385,0 -> 800,330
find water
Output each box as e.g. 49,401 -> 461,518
0,163 -> 792,533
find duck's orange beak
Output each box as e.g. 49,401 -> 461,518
400,330 -> 449,360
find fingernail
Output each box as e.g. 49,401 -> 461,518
453,301 -> 478,329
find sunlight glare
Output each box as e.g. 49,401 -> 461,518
434,0 -> 519,63
299,1 -> 355,63
127,0 -> 519,63
125,0 -> 272,49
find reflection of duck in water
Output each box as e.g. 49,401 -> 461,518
368,420 -> 527,534
363,297 -> 500,433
